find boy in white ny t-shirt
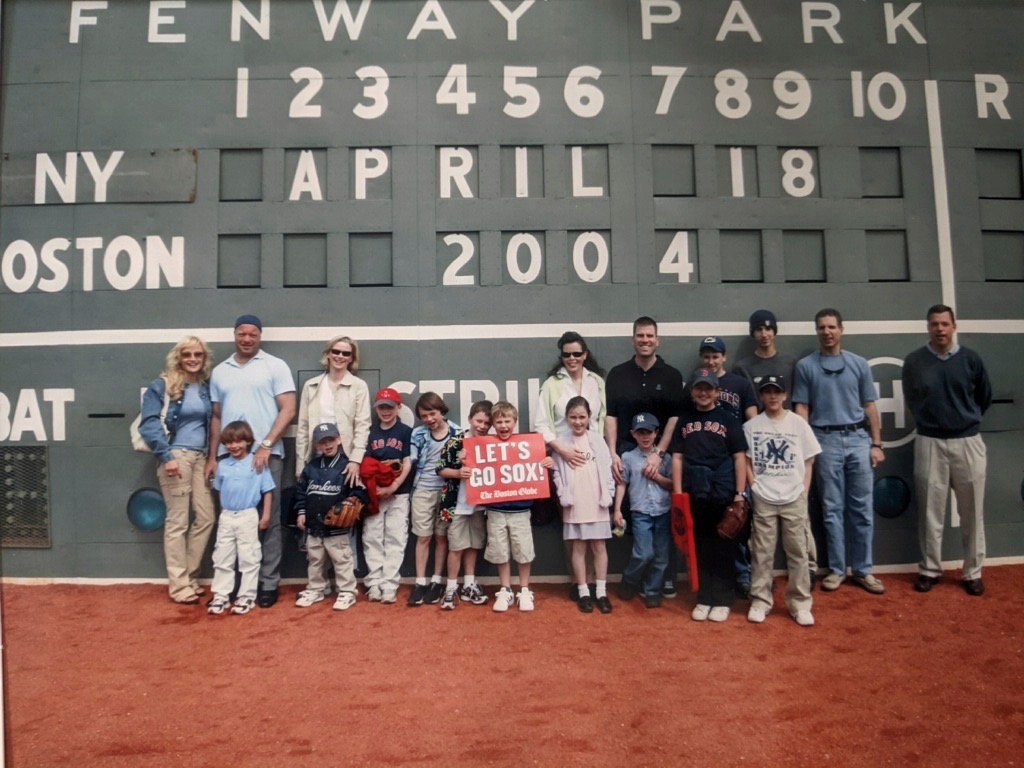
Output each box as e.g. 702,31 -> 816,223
743,375 -> 821,627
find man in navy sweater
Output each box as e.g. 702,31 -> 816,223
903,305 -> 993,596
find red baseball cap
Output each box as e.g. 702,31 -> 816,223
374,388 -> 402,407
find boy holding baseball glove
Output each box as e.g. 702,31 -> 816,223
294,422 -> 369,611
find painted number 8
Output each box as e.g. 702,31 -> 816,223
781,149 -> 815,197
714,69 -> 751,119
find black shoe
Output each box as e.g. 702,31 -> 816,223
596,596 -> 613,614
661,581 -> 678,599
569,583 -> 578,601
407,584 -> 428,606
617,580 -> 638,601
914,574 -> 940,593
735,582 -> 751,600
425,581 -> 444,604
577,595 -> 594,613
963,578 -> 985,597
257,588 -> 278,608
644,593 -> 663,609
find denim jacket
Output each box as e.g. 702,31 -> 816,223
138,376 -> 212,463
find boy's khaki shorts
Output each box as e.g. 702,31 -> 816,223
411,487 -> 448,537
448,510 -> 486,551
484,509 -> 534,564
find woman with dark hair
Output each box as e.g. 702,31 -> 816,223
533,331 -> 607,466
295,335 -> 371,486
138,336 -> 216,605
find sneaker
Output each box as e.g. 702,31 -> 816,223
231,597 -> 256,615
691,603 -> 711,622
381,590 -> 397,604
617,580 -> 638,601
517,588 -> 535,612
207,595 -> 231,615
662,581 -> 678,599
644,593 -> 663,609
493,587 -> 514,613
366,586 -> 383,602
792,609 -> 815,627
852,574 -> 885,595
295,589 -> 325,608
425,581 -> 444,605
440,588 -> 457,610
459,582 -> 488,605
407,583 -> 428,606
963,578 -> 985,597
708,606 -> 731,622
822,573 -> 845,591
333,593 -> 357,611
747,605 -> 767,623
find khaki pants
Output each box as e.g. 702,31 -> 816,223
157,448 -> 215,601
306,534 -> 357,596
750,491 -> 812,614
914,434 -> 987,580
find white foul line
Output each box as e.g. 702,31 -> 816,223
925,80 -> 957,311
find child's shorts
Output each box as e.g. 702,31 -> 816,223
411,487 -> 449,537
484,509 -> 534,564
448,509 -> 486,551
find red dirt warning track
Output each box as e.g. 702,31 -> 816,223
4,568 -> 1024,767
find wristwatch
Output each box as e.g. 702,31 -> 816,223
656,449 -> 666,458
871,443 -> 883,449
260,439 -> 273,450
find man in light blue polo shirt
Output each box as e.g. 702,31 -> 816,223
206,314 -> 296,608
792,309 -> 886,595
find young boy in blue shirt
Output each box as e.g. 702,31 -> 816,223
294,423 -> 370,612
208,420 -> 275,615
614,413 -> 673,608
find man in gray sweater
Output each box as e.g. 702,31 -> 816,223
903,304 -> 993,596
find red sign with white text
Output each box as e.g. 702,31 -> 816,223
463,434 -> 550,506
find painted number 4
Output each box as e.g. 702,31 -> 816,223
659,232 -> 695,283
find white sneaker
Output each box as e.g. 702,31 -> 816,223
380,590 -> 397,604
366,586 -> 383,602
691,604 -> 711,621
708,606 -> 731,622
295,589 -> 325,608
493,588 -> 514,613
516,588 -> 535,612
747,605 -> 767,623
792,609 -> 815,627
333,593 -> 357,611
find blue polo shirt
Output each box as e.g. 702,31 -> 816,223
210,350 -> 295,457
214,453 -> 276,511
791,351 -> 877,427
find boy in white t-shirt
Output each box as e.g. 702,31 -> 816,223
743,375 -> 822,627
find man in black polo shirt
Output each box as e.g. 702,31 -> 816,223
606,317 -> 685,483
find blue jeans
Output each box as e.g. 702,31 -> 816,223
813,428 -> 874,577
622,511 -> 671,595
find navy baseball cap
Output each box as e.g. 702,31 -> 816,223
314,423 -> 340,440
699,336 -> 726,353
234,314 -> 263,330
631,412 -> 660,431
749,309 -> 778,335
690,368 -> 720,388
755,375 -> 786,392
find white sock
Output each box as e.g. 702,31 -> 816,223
430,575 -> 442,585
446,579 -> 458,591
578,584 -> 590,598
464,575 -> 476,587
415,577 -> 427,586
595,580 -> 607,598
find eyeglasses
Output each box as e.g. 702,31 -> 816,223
329,349 -> 353,358
180,352 -> 205,359
561,351 -> 585,359
818,353 -> 845,376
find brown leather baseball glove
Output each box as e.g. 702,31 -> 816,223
324,497 -> 365,528
717,497 -> 750,540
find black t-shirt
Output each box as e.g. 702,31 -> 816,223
367,421 -> 414,494
606,355 -> 685,452
669,405 -> 748,467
